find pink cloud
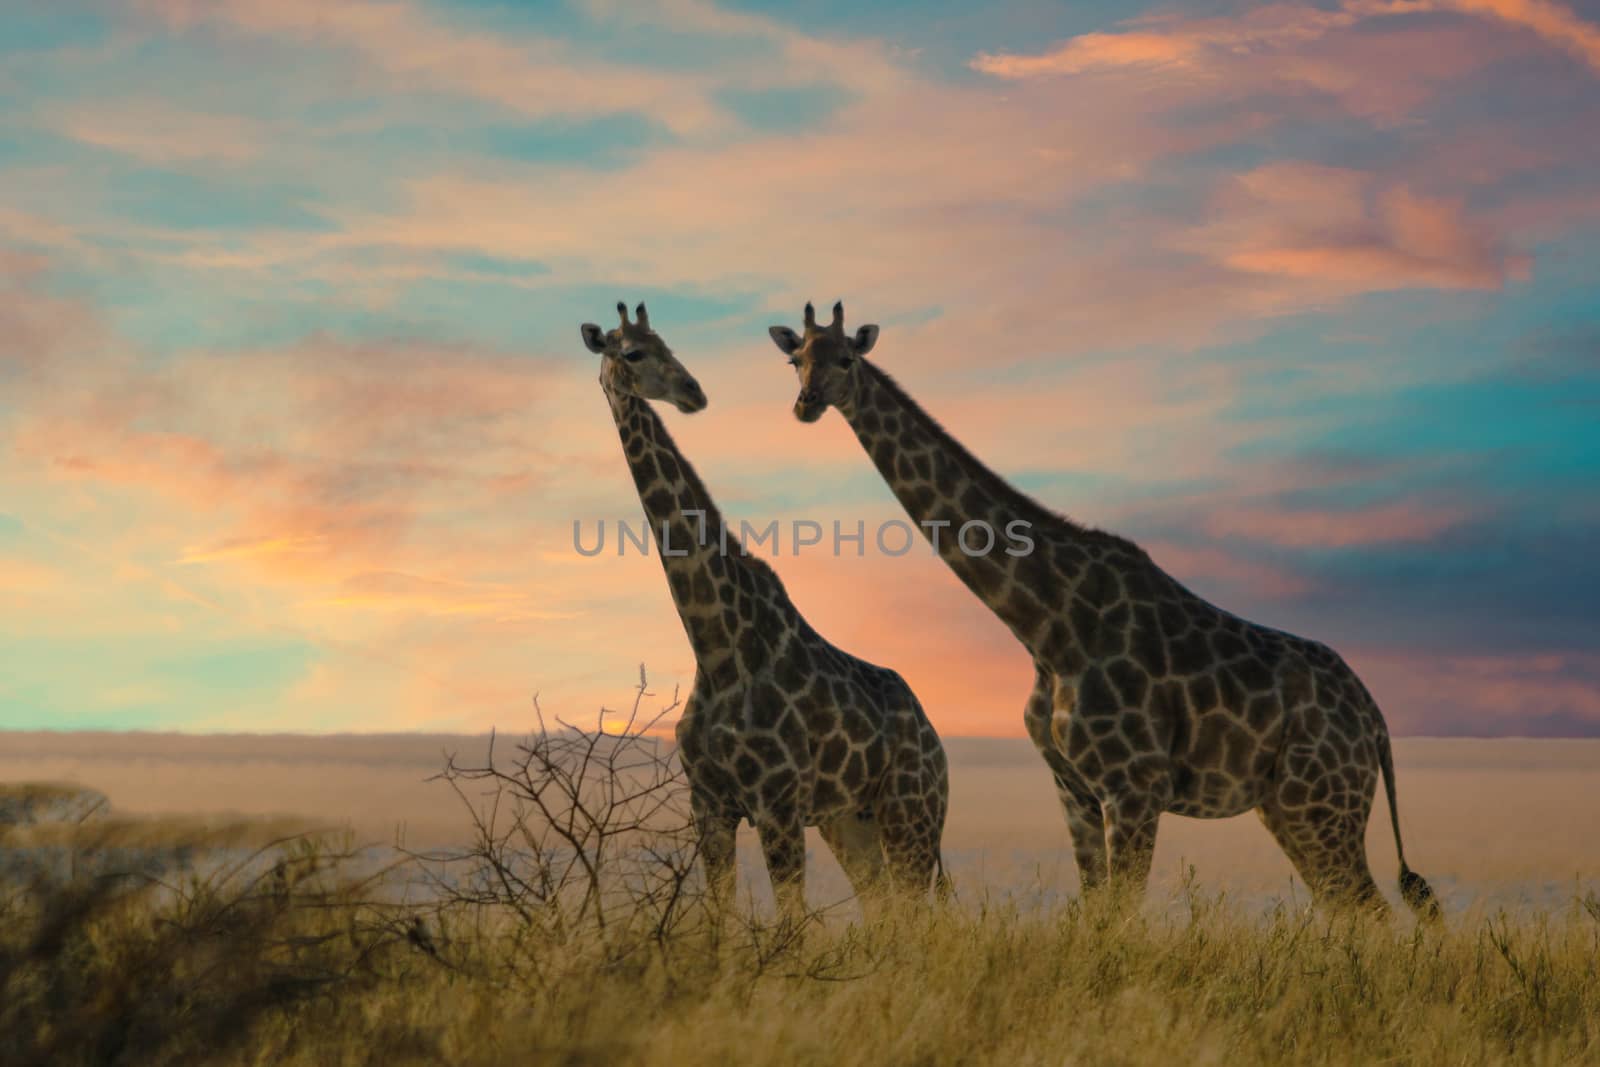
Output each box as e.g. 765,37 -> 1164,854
967,3 -> 1508,125
1350,648 -> 1600,735
1354,0 -> 1600,73
1,245 -> 108,379
139,0 -> 729,135
1188,162 -> 1530,293
1143,540 -> 1316,599
1204,499 -> 1473,549
973,0 -> 1599,87
578,0 -> 912,96
50,100 -> 263,165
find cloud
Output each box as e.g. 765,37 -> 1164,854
1355,0 -> 1600,73
973,0 -> 1600,85
1351,649 -> 1600,735
138,0 -> 730,135
1,243 -> 110,382
51,99 -> 263,165
5,1 -> 1600,738
313,570 -> 574,621
972,30 -> 1200,77
971,7 -> 1360,78
178,535 -> 329,565
578,0 -> 912,96
0,557 -> 60,593
1188,163 -> 1531,292
1204,499 -> 1474,549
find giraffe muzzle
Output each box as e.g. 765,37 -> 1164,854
677,382 -> 708,413
794,390 -> 825,422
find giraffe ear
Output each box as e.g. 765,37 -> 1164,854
580,323 -> 608,353
769,326 -> 803,355
852,324 -> 879,355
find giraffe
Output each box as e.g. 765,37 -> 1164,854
582,301 -> 949,915
769,301 -> 1438,918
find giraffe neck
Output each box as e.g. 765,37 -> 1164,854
605,386 -> 790,686
840,360 -> 1106,660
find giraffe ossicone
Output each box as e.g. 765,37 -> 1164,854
771,301 -> 1438,918
581,302 -> 951,915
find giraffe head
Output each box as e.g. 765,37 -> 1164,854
768,301 -> 879,423
582,301 -> 707,413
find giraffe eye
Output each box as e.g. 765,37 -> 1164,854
623,349 -> 646,363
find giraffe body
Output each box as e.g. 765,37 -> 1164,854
583,304 -> 948,912
771,302 -> 1436,916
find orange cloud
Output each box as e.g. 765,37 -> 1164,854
972,30 -> 1206,77
178,535 -> 329,565
0,557 -> 61,594
312,570 -> 575,621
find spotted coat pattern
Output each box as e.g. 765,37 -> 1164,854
773,303 -> 1436,916
587,304 -> 949,912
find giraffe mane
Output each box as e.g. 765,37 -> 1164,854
646,408 -> 793,593
863,360 -> 1146,556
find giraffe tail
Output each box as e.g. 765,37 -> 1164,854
1378,727 -> 1441,921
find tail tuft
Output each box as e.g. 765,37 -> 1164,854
1399,863 -> 1441,922
1379,727 -> 1440,922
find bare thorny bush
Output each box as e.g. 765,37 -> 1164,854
411,669 -> 701,961
0,672 -> 896,1062
409,668 -> 884,990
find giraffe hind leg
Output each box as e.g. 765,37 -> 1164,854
1259,743 -> 1387,915
1260,800 -> 1386,914
876,795 -> 942,898
819,811 -> 887,905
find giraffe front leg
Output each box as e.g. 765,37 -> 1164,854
754,809 -> 807,920
1059,781 -> 1108,893
1023,666 -> 1108,893
1101,763 -> 1174,900
691,790 -> 738,912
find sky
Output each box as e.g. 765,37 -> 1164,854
0,0 -> 1597,738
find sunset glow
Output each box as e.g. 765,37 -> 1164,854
2,0 -> 1597,737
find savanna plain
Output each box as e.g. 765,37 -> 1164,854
3,719 -> 1599,1066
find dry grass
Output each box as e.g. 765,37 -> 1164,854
4,690 -> 1598,1065
3,849 -> 1599,1067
